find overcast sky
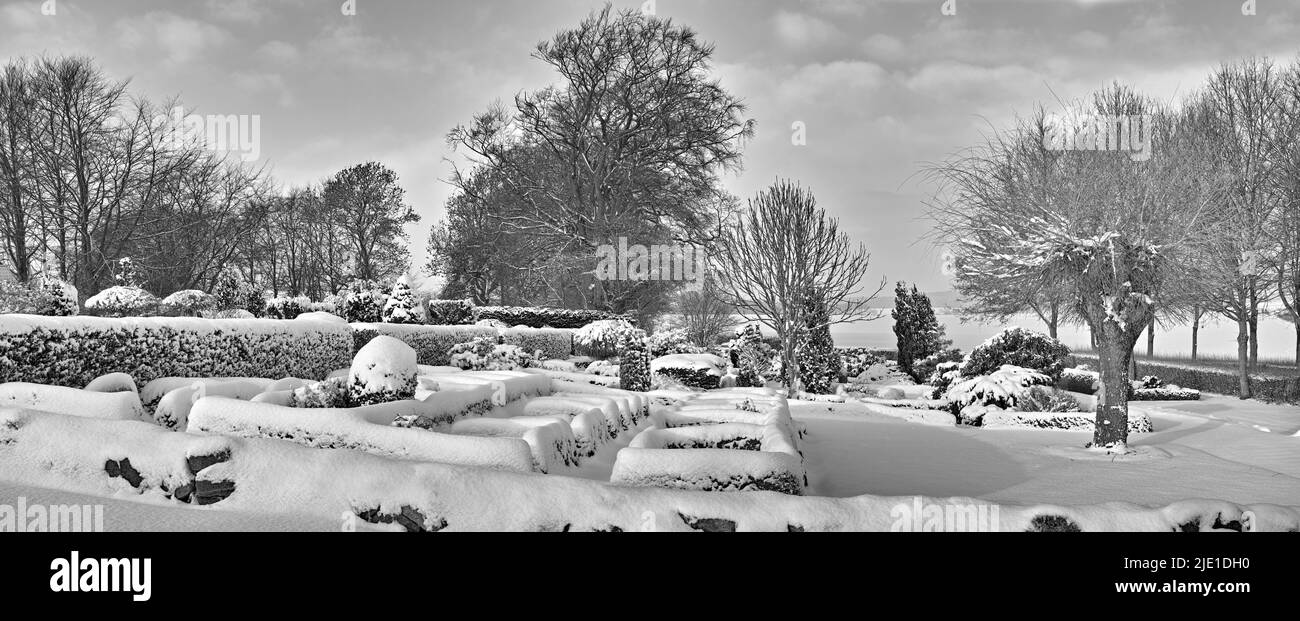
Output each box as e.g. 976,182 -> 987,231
2,0 -> 1298,291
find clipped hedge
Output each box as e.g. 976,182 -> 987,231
500,327 -> 574,360
0,315 -> 353,388
474,305 -> 634,329
1071,355 -> 1299,405
350,323 -> 499,366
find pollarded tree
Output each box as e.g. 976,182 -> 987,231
715,179 -> 885,390
928,84 -> 1225,450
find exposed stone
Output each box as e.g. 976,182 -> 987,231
678,513 -> 737,532
194,479 -> 236,505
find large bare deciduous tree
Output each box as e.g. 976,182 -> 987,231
714,179 -> 885,390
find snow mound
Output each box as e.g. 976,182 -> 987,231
350,335 -> 419,405
0,382 -> 144,421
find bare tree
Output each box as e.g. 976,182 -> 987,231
929,84 -> 1224,450
714,179 -> 885,389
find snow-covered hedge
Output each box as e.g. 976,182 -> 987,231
611,389 -> 803,495
0,315 -> 354,388
500,327 -> 574,360
651,353 -> 727,389
159,290 -> 216,317
980,409 -> 1154,433
186,396 -> 535,472
521,397 -> 612,456
474,305 -> 632,329
264,295 -> 311,319
520,367 -> 621,387
151,378 -> 273,429
1057,367 -> 1099,394
350,323 -> 498,366
961,327 -> 1070,381
574,319 -> 642,359
426,299 -> 474,325
1131,386 -> 1201,401
450,416 -> 578,473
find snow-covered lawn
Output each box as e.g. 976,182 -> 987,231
794,398 -> 1300,509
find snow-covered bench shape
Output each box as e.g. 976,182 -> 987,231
979,409 -> 1154,433
186,396 -> 535,473
450,416 -> 578,473
520,367 -> 620,388
611,428 -> 805,495
0,408 -> 237,504
611,389 -> 804,495
419,370 -> 551,403
522,397 -> 616,455
549,379 -> 650,420
0,382 -> 145,421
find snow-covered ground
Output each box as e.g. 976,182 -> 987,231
795,397 -> 1300,508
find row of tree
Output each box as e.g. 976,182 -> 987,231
0,56 -> 417,300
931,56 -> 1300,448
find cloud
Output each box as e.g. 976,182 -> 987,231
231,72 -> 295,107
258,40 -> 301,65
114,12 -> 231,66
773,10 -> 842,48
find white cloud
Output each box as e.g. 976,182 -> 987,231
258,40 -> 301,65
114,12 -> 231,67
773,10 -> 842,48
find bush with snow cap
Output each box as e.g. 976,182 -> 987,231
349,335 -> 419,406
264,295 -> 311,319
160,289 -> 216,316
575,319 -> 644,359
960,327 -> 1070,382
447,335 -> 541,371
945,365 -> 1054,424
382,275 -> 422,324
84,286 -> 159,317
338,279 -> 389,323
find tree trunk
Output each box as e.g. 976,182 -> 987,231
1236,318 -> 1251,399
1248,287 -> 1259,369
1094,328 -> 1132,449
1047,305 -> 1059,340
1190,305 -> 1200,361
1145,315 -> 1155,358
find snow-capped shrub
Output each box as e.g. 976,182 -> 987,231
263,295 -> 311,319
473,305 -> 633,329
447,335 -> 541,371
338,279 -> 389,323
586,360 -> 620,376
0,315 -> 354,388
574,319 -> 643,359
244,287 -> 267,317
960,327 -> 1070,381
213,308 -> 255,319
945,365 -> 1053,421
160,290 -> 215,316
1057,368 -> 1099,394
913,348 -> 965,384
427,298 -> 473,325
724,325 -> 773,388
84,286 -> 159,317
382,275 -> 422,324
291,376 -> 353,408
647,328 -> 700,357
1138,375 -> 1164,389
0,278 -> 78,316
1016,385 -> 1081,413
349,335 -> 418,406
927,360 -> 964,399
501,327 -> 573,360
651,353 -> 726,389
350,324 -> 498,366
840,348 -> 886,381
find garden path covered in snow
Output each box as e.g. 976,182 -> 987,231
794,398 -> 1300,508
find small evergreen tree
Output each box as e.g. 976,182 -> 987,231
382,275 -> 421,324
796,290 -> 839,394
619,332 -> 651,392
892,282 -> 950,380
213,269 -> 248,311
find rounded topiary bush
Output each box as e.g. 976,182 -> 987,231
959,327 -> 1070,381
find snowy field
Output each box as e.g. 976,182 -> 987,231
831,312 -> 1299,360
